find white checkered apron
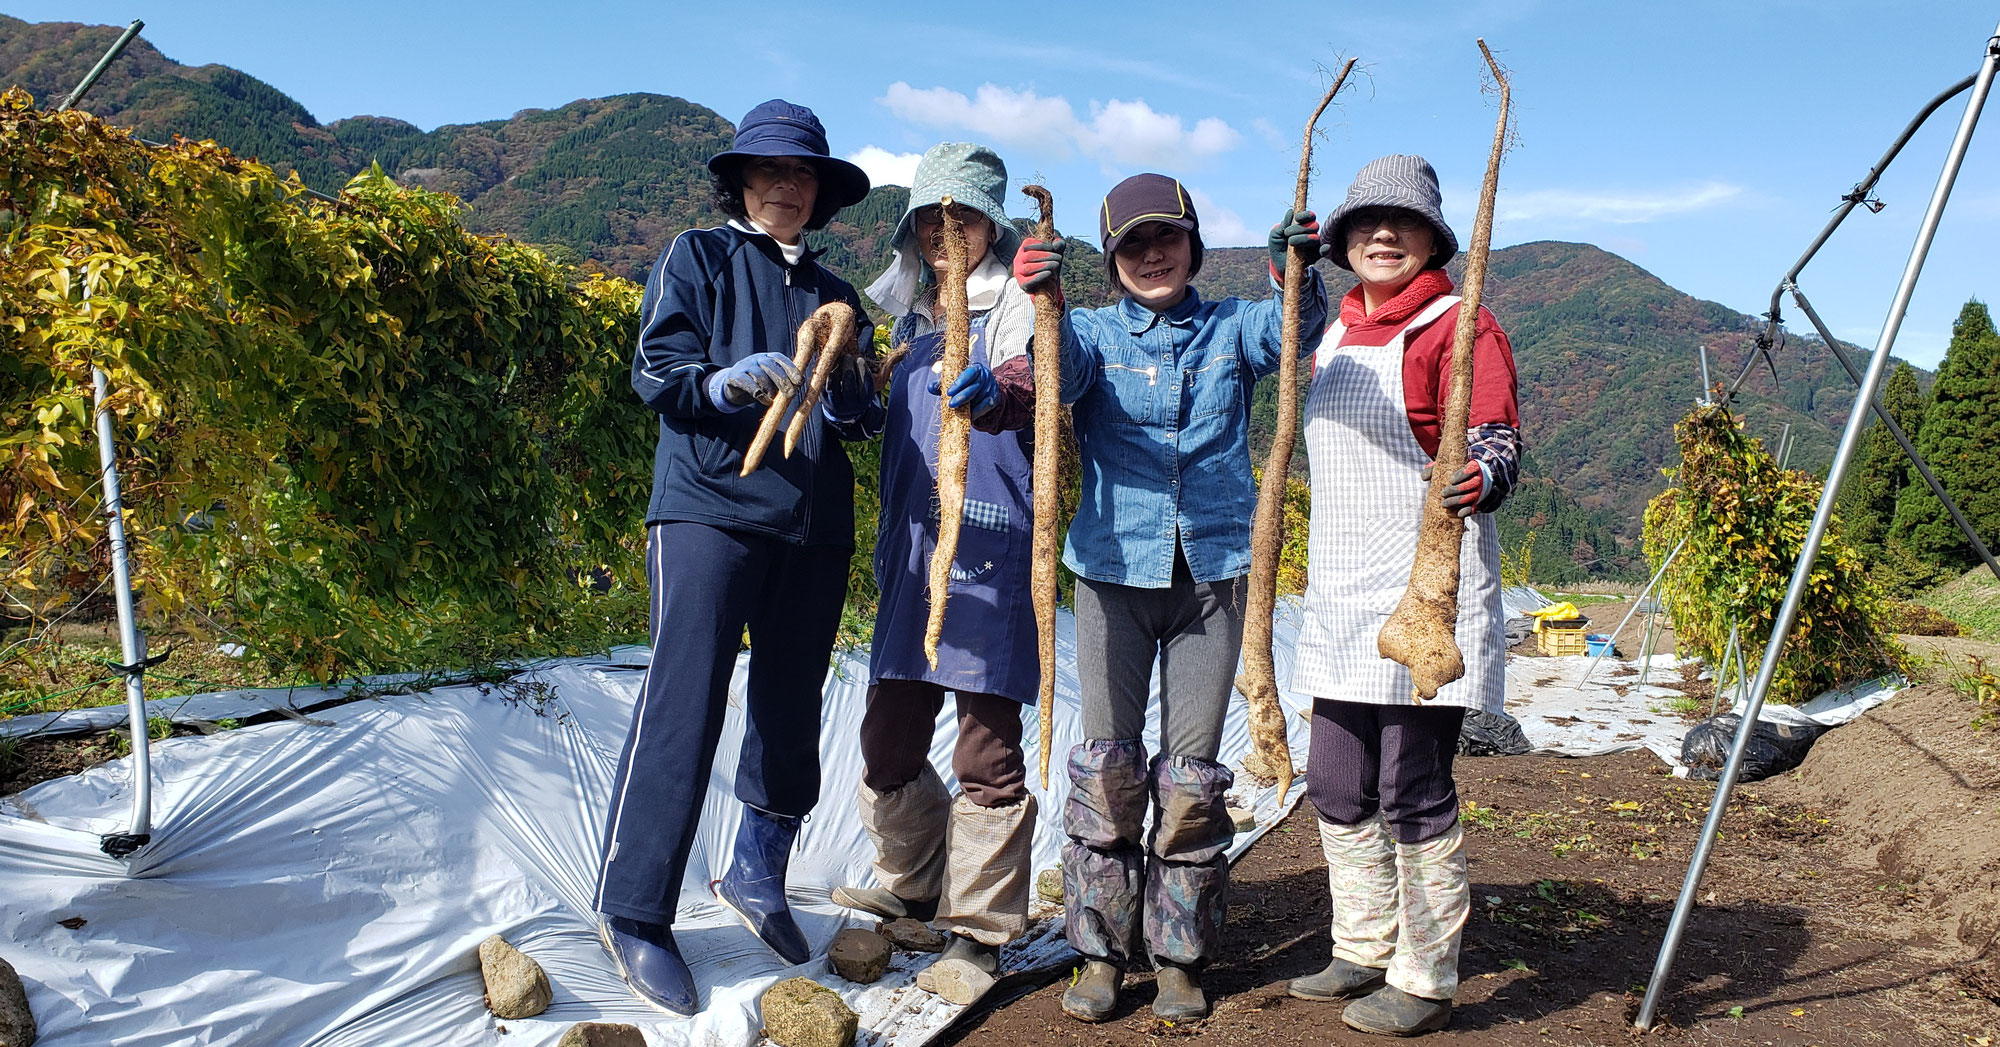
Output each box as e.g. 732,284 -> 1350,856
1290,296 -> 1505,712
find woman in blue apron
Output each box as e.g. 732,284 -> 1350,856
831,142 -> 1042,1004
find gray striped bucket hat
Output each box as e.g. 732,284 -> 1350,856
1327,154 -> 1458,271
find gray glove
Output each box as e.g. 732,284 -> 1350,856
708,352 -> 803,409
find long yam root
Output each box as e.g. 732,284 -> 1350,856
784,304 -> 859,458
924,198 -> 974,670
741,303 -> 849,476
1022,183 -> 1062,788
1236,60 -> 1357,799
1377,40 -> 1511,699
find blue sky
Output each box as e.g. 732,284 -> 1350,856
14,1 -> 1998,368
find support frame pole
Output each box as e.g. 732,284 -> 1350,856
1636,22 -> 2000,1030
55,19 -> 143,113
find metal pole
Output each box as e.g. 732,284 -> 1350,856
89,288 -> 154,858
56,19 -> 144,113
1637,22 -> 1999,1030
1579,535 -> 1685,688
1697,345 -> 1713,406
1774,422 -> 1793,469
1729,73 -> 1978,400
1788,285 -> 2000,583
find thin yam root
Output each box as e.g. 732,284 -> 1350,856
784,303 -> 859,458
923,198 -> 974,670
1022,183 -> 1062,789
1236,59 -> 1356,797
741,304 -> 840,477
1377,41 -> 1511,699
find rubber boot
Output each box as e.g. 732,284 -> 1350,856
838,766 -> 947,923
1060,958 -> 1122,1022
916,932 -> 1001,1005
598,915 -> 699,1015
1290,815 -> 1396,1001
1342,984 -> 1454,1036
712,805 -> 811,965
1152,963 -> 1208,1021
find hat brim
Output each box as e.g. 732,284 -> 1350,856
1327,198 -> 1458,272
707,149 -> 873,210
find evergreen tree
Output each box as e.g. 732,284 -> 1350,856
1843,361 -> 1925,549
1891,300 -> 2000,569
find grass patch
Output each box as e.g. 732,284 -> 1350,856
1544,592 -> 1629,611
1917,567 -> 2000,641
2,624 -> 301,720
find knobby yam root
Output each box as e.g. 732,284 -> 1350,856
785,303 -> 859,458
924,198 -> 973,670
1378,40 -> 1510,699
1022,183 -> 1063,788
1236,60 -> 1355,796
742,302 -> 853,476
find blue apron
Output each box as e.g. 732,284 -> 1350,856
868,313 -> 1039,704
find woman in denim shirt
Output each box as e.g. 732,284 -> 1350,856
1011,173 -> 1328,1022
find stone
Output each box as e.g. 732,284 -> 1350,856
827,928 -> 891,984
914,957 -> 995,1006
1227,806 -> 1257,832
477,934 -> 553,1019
760,977 -> 858,1047
0,955 -> 34,1047
879,917 -> 947,952
1036,867 -> 1063,903
555,1022 -> 646,1047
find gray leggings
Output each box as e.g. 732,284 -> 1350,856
1073,552 -> 1246,760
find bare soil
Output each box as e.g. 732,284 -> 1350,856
944,688 -> 2000,1045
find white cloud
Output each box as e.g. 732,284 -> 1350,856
1186,188 -> 1259,248
1497,182 -> 1744,224
879,82 -> 1242,169
847,146 -> 923,188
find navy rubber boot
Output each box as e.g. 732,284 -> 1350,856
713,805 -> 812,965
598,915 -> 699,1015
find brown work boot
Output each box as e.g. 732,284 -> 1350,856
1060,959 -> 1121,1022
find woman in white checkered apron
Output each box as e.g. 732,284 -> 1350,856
1286,155 -> 1523,1036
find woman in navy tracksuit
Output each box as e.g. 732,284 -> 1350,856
594,99 -> 883,1016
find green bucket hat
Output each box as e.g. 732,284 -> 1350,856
889,142 -> 1022,265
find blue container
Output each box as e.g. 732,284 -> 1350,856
1585,633 -> 1615,657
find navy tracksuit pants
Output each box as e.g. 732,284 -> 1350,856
594,520 -> 851,926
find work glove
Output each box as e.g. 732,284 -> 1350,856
824,354 -> 875,421
708,352 -> 802,410
1421,459 -> 1487,518
1267,209 -> 1326,278
1013,236 -> 1066,299
930,360 -> 1000,417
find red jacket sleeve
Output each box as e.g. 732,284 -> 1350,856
1400,304 -> 1519,458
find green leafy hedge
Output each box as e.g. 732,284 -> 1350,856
1642,405 -> 1902,704
2,91 -> 654,680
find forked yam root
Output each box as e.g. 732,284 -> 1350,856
741,301 -> 856,477
1378,40 -> 1511,699
785,306 -> 859,458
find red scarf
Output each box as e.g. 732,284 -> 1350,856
1337,269 -> 1456,328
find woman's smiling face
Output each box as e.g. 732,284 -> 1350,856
1343,207 -> 1435,302
739,156 -> 820,244
1113,221 -> 1193,311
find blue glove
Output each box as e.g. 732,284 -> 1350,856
707,352 -> 802,411
1267,209 -> 1326,278
930,360 -> 1000,417
823,355 -> 875,421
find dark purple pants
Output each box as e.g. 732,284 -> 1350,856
859,679 -> 1028,808
1306,699 -> 1466,844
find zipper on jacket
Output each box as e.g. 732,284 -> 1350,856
1104,362 -> 1158,385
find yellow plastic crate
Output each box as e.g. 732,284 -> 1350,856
1537,627 -> 1589,657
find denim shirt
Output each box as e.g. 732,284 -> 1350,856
1056,273 -> 1327,588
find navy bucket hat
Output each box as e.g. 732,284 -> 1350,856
1327,154 -> 1458,271
707,99 -> 871,212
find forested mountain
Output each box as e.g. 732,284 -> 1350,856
5,14 -> 1931,581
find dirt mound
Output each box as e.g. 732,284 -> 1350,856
1762,681 -> 2000,998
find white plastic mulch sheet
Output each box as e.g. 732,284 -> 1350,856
0,604 -> 1317,1047
1500,652 -> 1906,767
